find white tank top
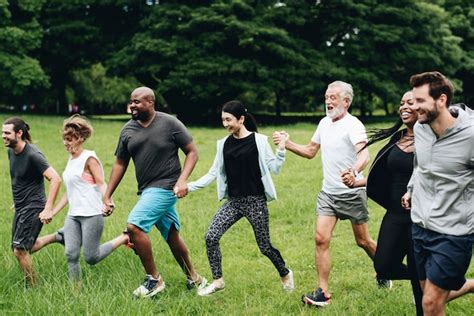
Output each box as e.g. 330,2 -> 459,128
63,150 -> 103,217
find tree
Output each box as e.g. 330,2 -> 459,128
110,0 -> 319,122
0,0 -> 49,107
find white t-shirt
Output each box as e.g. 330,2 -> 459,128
63,150 -> 103,217
311,113 -> 367,194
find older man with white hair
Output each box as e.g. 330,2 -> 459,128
274,81 -> 385,306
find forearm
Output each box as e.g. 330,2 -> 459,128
285,140 -> 317,159
352,148 -> 369,173
104,161 -> 127,199
45,177 -> 61,210
51,193 -> 68,216
177,149 -> 198,183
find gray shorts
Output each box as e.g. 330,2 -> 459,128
316,189 -> 369,224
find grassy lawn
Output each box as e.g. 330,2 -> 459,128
0,114 -> 472,315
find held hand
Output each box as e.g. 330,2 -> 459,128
278,131 -> 289,149
272,131 -> 282,146
340,168 -> 355,188
401,192 -> 411,210
173,180 -> 189,198
102,197 -> 115,217
38,209 -> 54,224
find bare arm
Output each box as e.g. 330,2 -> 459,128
174,142 -> 199,198
352,141 -> 370,174
38,167 -> 62,224
103,158 -> 129,215
86,156 -> 107,196
272,131 -> 319,159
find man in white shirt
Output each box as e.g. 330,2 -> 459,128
274,81 -> 381,306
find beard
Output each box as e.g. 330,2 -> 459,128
4,137 -> 18,148
131,110 -> 148,121
326,106 -> 344,120
418,107 -> 439,124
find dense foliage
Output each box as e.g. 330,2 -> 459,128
1,0 -> 472,120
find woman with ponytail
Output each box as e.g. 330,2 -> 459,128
188,100 -> 294,296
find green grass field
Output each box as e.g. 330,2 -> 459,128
0,115 -> 472,315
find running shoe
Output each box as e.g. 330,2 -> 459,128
301,288 -> 331,307
282,269 -> 295,291
133,275 -> 165,298
185,274 -> 208,290
197,281 -> 225,296
377,277 -> 393,289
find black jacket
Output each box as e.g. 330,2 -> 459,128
366,129 -> 406,210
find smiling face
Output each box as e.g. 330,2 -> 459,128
324,86 -> 348,120
2,124 -> 20,148
221,111 -> 244,135
399,91 -> 418,127
411,84 -> 441,124
128,88 -> 155,121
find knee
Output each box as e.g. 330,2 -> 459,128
355,237 -> 371,249
204,232 -> 219,247
422,295 -> 441,314
374,259 -> 391,277
315,232 -> 330,248
84,254 -> 99,265
13,248 -> 27,260
127,223 -> 141,236
65,249 -> 80,263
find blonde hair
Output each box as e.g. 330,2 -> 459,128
63,114 -> 93,141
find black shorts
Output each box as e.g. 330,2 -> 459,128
412,224 -> 474,291
11,208 -> 43,251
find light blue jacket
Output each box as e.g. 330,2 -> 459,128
188,133 -> 285,201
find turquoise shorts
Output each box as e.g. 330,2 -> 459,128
127,187 -> 180,240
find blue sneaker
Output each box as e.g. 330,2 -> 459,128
301,288 -> 331,307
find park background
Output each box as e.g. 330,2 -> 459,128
1,0 -> 473,315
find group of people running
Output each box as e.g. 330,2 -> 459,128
2,70 -> 473,315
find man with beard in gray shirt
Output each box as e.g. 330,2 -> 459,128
402,71 -> 473,315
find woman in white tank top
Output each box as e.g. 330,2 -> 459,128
49,115 -> 132,282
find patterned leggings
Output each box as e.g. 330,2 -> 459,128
205,195 -> 289,279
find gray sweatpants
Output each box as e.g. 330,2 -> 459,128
64,214 -> 113,280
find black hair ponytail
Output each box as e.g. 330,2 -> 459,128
222,100 -> 258,132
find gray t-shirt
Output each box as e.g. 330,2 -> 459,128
8,143 -> 50,211
115,112 -> 192,193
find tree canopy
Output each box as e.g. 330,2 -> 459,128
1,0 -> 472,120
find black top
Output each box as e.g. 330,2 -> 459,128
386,145 -> 414,213
8,143 -> 50,211
223,133 -> 264,197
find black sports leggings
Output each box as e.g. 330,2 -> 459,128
374,212 -> 423,316
205,195 -> 289,279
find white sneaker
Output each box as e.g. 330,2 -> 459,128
133,275 -> 166,298
197,281 -> 225,296
282,269 -> 295,291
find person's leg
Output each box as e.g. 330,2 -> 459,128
82,215 -> 127,265
406,222 -> 423,316
243,196 -> 289,277
64,216 -> 83,280
30,231 -> 62,253
166,225 -> 197,280
315,215 -> 338,293
127,223 -> 158,278
204,199 -> 243,280
351,222 -> 377,259
422,279 -> 450,316
13,248 -> 37,287
374,213 -> 410,280
447,279 -> 474,301
11,208 -> 43,287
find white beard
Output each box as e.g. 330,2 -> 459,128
326,106 -> 344,119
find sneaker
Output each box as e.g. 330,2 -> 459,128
197,281 -> 225,296
282,269 -> 295,291
301,288 -> 331,307
186,274 -> 208,290
377,278 -> 393,289
56,228 -> 65,245
133,275 -> 165,298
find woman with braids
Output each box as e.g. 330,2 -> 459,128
187,100 -> 294,296
341,91 -> 423,314
48,115 -> 131,282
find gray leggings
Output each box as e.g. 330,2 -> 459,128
64,214 -> 113,280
